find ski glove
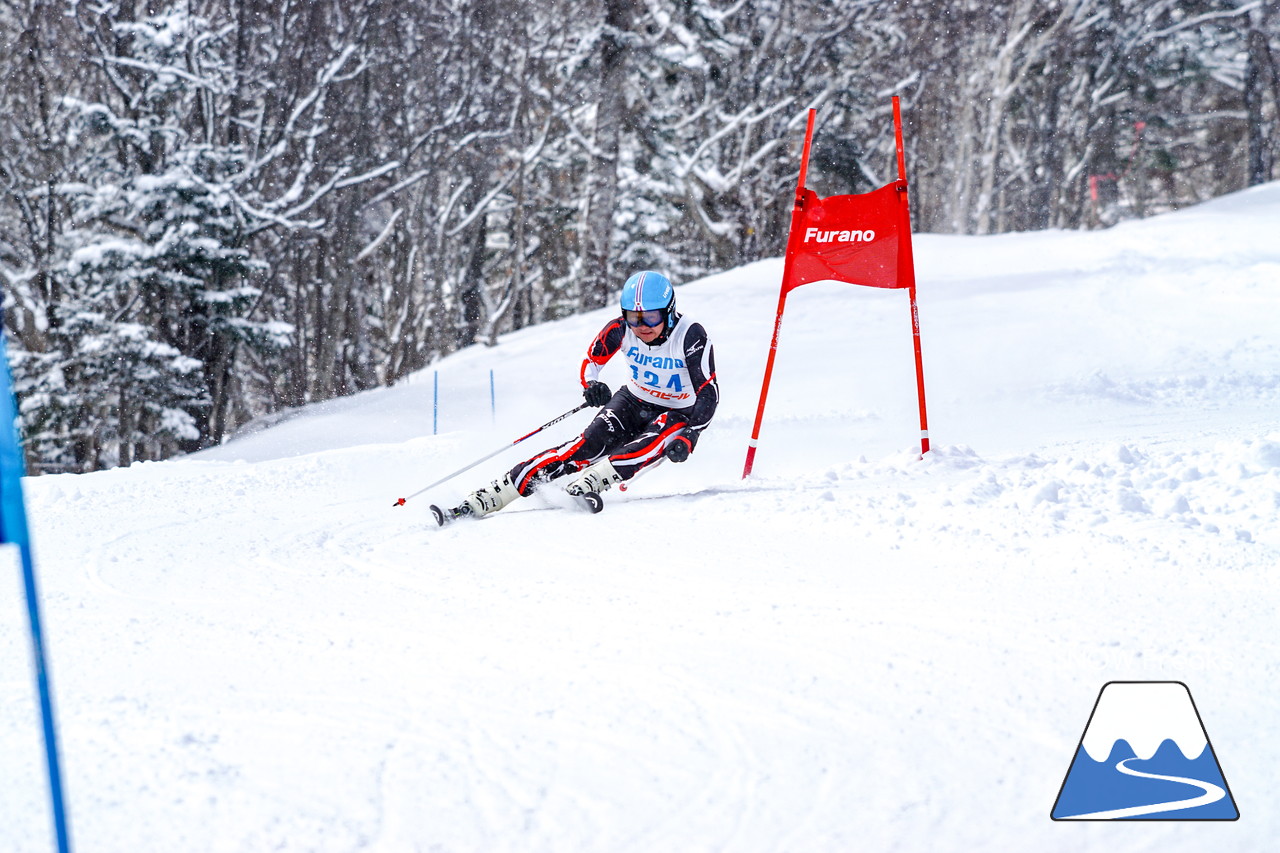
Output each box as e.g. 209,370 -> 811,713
665,432 -> 693,463
583,381 -> 611,407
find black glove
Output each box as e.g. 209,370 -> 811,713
665,432 -> 692,463
583,381 -> 611,407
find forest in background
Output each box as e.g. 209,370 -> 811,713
2,0 -> 1276,473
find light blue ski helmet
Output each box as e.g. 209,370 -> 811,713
619,271 -> 676,327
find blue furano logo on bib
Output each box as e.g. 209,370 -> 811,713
1051,681 -> 1238,821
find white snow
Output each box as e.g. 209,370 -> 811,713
4,182 -> 1280,851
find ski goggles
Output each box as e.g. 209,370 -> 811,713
623,309 -> 665,328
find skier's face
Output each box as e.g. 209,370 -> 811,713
632,319 -> 664,343
624,308 -> 665,343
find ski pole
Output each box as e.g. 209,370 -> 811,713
619,455 -> 666,492
393,402 -> 590,507
619,425 -> 692,492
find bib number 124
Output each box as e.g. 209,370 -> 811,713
631,365 -> 682,392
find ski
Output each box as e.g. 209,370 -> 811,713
576,491 -> 605,514
429,504 -> 470,526
432,492 -> 604,526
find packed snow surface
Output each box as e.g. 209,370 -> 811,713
4,183 -> 1279,851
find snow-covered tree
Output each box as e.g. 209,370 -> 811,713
13,6 -> 288,469
3,0 -> 1278,473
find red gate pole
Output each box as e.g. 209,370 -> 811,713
742,285 -> 791,478
893,96 -> 930,457
743,108 -> 816,479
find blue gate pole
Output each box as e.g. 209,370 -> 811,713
0,330 -> 73,853
17,546 -> 71,853
433,370 -> 439,435
490,369 -> 496,425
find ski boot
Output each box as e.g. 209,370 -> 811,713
431,474 -> 521,526
563,459 -> 623,514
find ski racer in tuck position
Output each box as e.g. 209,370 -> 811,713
439,271 -> 718,522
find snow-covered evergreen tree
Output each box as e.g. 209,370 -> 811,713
15,6 -> 287,470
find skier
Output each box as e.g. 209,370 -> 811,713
440,270 -> 718,521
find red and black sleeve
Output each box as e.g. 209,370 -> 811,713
579,318 -> 626,387
680,323 -> 718,434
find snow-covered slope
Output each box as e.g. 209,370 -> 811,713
4,183 -> 1279,852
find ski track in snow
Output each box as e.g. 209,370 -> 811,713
4,184 -> 1280,852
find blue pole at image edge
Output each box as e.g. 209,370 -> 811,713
0,330 -> 73,853
433,370 -> 439,435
